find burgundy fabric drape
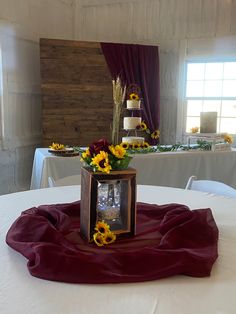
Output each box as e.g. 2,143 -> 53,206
6,201 -> 218,284
101,43 -> 160,144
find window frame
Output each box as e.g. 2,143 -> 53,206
178,57 -> 236,144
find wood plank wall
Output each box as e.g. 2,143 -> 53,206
40,38 -> 113,147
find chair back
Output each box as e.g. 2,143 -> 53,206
185,176 -> 236,198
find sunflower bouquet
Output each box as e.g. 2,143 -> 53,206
120,141 -> 158,154
93,221 -> 116,246
136,120 -> 160,142
49,142 -> 65,150
224,133 -> 233,144
79,138 -> 132,174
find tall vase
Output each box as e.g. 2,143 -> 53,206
97,181 -> 121,222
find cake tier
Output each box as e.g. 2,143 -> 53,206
126,100 -> 141,109
123,117 -> 141,130
122,137 -> 145,145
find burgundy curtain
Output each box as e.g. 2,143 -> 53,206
101,43 -> 160,144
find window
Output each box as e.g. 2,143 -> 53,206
0,46 -> 3,143
185,61 -> 236,134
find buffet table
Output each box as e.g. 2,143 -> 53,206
30,148 -> 236,189
1,185 -> 236,314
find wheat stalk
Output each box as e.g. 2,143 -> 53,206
112,77 -> 126,145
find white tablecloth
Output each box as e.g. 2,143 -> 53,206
30,148 -> 236,189
1,185 -> 236,314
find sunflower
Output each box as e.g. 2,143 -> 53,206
95,221 -> 110,235
190,126 -> 199,133
224,134 -> 233,144
49,142 -> 65,150
81,148 -> 90,159
90,151 -> 112,173
103,231 -> 116,245
140,121 -> 147,131
93,232 -> 105,246
132,143 -> 140,149
143,142 -> 150,148
109,144 -> 126,159
129,93 -> 139,101
151,130 -> 160,139
120,142 -> 129,149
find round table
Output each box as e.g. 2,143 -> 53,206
1,185 -> 236,314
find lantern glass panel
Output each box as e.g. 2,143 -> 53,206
97,179 -> 130,232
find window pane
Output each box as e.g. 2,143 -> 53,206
186,117 -> 200,133
187,63 -> 205,80
221,100 -> 236,117
187,100 -> 202,116
186,81 -> 204,97
220,118 -> 236,133
185,61 -> 236,135
204,80 -> 222,97
222,80 -> 236,97
203,100 -> 221,114
224,62 -> 236,79
205,63 -> 223,79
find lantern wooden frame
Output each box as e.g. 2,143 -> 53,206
80,167 -> 136,242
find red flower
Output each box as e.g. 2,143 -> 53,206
89,138 -> 110,156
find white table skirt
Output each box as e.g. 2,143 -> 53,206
30,148 -> 236,190
1,185 -> 236,314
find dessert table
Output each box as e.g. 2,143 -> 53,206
30,148 -> 236,189
1,185 -> 236,314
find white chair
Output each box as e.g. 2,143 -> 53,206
48,175 -> 81,187
185,175 -> 236,198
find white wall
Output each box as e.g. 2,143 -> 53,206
2,0 -> 236,194
74,0 -> 236,144
0,0 -> 75,194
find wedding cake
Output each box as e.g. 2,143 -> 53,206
122,100 -> 144,145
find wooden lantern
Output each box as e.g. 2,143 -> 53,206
80,167 -> 136,242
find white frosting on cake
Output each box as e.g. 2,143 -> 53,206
123,117 -> 141,130
122,137 -> 144,145
126,100 -> 141,109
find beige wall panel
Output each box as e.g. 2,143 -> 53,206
230,0 -> 236,34
216,0 -> 231,35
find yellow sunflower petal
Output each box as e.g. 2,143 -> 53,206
151,130 -> 160,139
109,145 -> 126,159
140,122 -> 147,130
224,134 -> 233,144
95,221 -> 110,234
103,231 -> 116,245
132,143 -> 140,149
93,233 -> 105,246
190,127 -> 199,133
120,142 -> 129,149
49,142 -> 65,150
143,142 -> 150,148
129,93 -> 139,101
91,151 -> 112,173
